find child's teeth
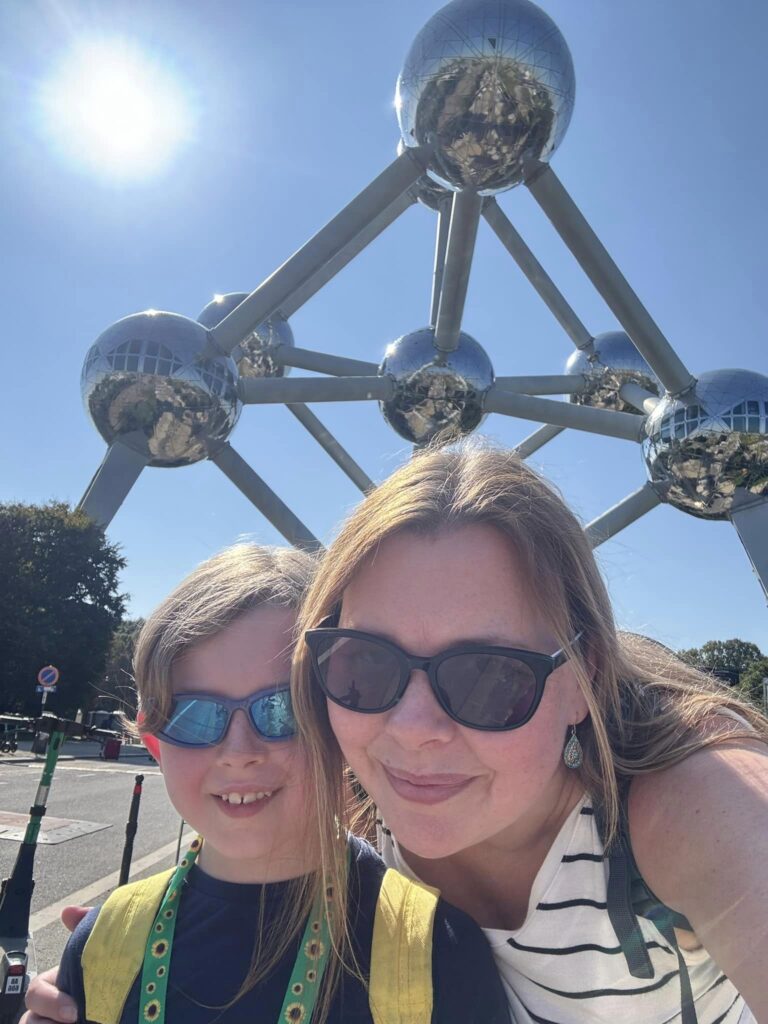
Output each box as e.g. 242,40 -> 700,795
220,791 -> 272,804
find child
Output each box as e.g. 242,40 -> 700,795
55,544 -> 510,1024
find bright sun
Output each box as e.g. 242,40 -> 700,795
37,39 -> 194,181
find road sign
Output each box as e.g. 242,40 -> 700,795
35,685 -> 56,694
37,666 -> 59,689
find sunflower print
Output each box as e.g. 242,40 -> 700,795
304,939 -> 325,960
284,1003 -> 306,1023
143,999 -> 162,1021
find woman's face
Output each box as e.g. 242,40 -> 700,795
329,524 -> 589,859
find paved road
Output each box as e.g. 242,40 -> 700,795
0,746 -> 190,973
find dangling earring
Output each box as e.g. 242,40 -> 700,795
563,725 -> 583,769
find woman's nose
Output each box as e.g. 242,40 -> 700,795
384,670 -> 456,746
215,708 -> 268,763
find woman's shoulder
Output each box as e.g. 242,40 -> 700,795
627,738 -> 768,1017
627,737 -> 768,906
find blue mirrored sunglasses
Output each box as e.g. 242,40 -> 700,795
155,686 -> 296,748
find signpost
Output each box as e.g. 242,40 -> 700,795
35,667 -> 59,714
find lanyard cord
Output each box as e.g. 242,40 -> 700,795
138,837 -> 333,1024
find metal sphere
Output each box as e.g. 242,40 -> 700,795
197,292 -> 294,378
379,327 -> 494,443
643,369 -> 768,520
565,331 -> 661,412
396,0 -> 575,195
81,310 -> 241,467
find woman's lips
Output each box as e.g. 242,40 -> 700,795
382,766 -> 474,805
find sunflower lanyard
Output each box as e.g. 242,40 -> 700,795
138,837 -> 333,1024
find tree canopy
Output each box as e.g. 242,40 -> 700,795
678,638 -> 764,675
0,501 -> 127,715
94,617 -> 144,716
678,637 -> 767,708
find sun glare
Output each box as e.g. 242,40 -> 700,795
37,39 -> 194,181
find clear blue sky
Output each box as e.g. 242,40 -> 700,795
2,0 -> 766,652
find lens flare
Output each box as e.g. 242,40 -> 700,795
37,39 -> 194,181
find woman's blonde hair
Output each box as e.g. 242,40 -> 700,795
133,543 -> 352,1023
293,442 -> 768,866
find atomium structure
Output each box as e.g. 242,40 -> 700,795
77,0 -> 768,602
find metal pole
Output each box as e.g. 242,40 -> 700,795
482,199 -> 594,354
484,387 -> 647,441
430,199 -> 452,327
273,346 -> 378,377
618,381 -> 662,414
175,818 -> 185,863
118,774 -> 145,887
526,164 -> 696,397
513,424 -> 565,459
210,443 -> 322,551
279,191 -> 416,318
77,441 -> 149,529
0,727 -> 64,937
434,190 -> 483,354
585,482 -> 662,548
238,375 -> 392,405
209,146 -> 431,355
495,374 -> 586,396
287,405 -> 373,493
729,492 -> 768,602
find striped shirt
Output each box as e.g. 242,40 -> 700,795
381,796 -> 754,1024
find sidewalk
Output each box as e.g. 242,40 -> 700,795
1,737 -> 154,763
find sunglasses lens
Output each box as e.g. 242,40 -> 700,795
250,689 -> 296,739
162,697 -> 228,747
435,654 -> 539,729
315,636 -> 402,711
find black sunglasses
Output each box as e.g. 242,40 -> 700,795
304,627 -> 581,732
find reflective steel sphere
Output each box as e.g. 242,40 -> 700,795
643,369 -> 768,519
565,331 -> 661,412
81,310 -> 241,467
197,292 -> 294,378
379,327 -> 494,443
397,0 -> 575,195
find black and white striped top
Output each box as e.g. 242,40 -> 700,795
381,797 -> 753,1023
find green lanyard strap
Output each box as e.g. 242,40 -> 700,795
138,838 -> 333,1024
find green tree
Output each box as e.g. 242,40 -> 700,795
678,638 -> 764,676
738,658 -> 768,708
94,617 -> 144,716
0,501 -> 127,715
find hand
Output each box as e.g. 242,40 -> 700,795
21,906 -> 91,1024
60,906 -> 89,934
21,968 -> 76,1024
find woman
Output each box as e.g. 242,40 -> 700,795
24,444 -> 768,1023
293,443 -> 767,1023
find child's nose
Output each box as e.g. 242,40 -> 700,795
216,708 -> 268,763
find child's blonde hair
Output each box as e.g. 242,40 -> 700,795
136,543 -> 315,735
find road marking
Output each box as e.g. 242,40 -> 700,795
32,764 -> 160,777
0,761 -> 159,776
30,832 -> 194,932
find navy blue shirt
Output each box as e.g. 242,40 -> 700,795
59,835 -> 510,1023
